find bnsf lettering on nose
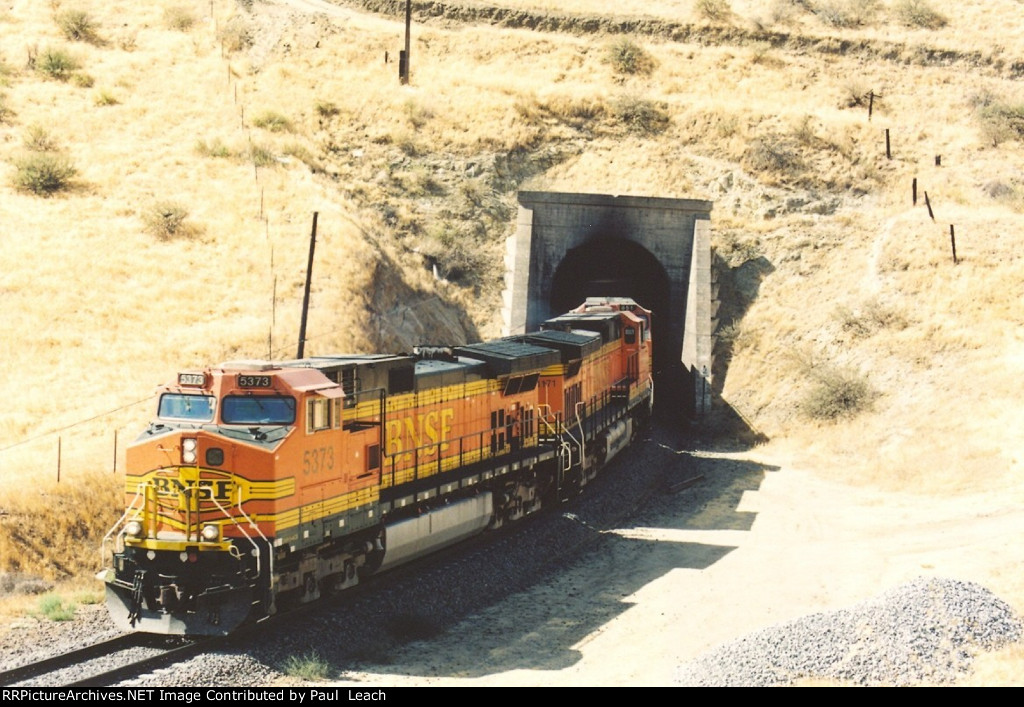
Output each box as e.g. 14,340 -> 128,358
154,478 -> 233,501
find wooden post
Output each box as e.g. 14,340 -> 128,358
935,155 -> 942,167
950,224 -> 958,264
924,191 -> 935,221
885,129 -> 891,159
868,91 -> 874,121
912,178 -> 917,206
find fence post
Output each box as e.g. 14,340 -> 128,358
885,129 -> 891,159
924,191 -> 935,221
950,225 -> 958,264
912,177 -> 917,206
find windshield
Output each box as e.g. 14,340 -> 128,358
221,395 -> 296,425
158,394 -> 216,422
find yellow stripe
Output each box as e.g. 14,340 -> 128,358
264,486 -> 379,531
123,468 -> 295,498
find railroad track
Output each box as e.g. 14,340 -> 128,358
0,633 -> 214,687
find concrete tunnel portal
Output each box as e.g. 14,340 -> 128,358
502,191 -> 715,422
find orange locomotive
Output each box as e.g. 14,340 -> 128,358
100,298 -> 653,635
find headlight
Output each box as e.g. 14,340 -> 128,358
181,437 -> 197,464
125,520 -> 143,537
201,524 -> 219,541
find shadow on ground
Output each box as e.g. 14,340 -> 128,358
309,421 -> 779,680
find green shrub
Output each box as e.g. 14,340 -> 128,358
282,652 -> 332,681
195,138 -> 233,158
36,47 -> 79,81
977,100 -> 1024,146
55,9 -> 100,44
605,38 -> 655,76
143,201 -> 191,239
164,6 -> 196,31
13,153 -> 78,195
253,110 -> 292,133
892,0 -> 947,29
613,95 -> 670,135
38,594 -> 76,621
802,364 -> 876,420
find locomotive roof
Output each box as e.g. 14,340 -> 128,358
519,329 -> 601,362
454,339 -> 561,376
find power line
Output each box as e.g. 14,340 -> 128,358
0,395 -> 156,453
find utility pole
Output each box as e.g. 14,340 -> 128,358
400,0 -> 411,84
297,212 -> 318,359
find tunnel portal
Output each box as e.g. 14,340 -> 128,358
502,191 -> 714,421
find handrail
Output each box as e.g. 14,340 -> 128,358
99,482 -> 146,566
209,485 -> 269,584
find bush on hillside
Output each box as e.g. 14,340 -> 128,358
12,153 -> 78,195
143,201 -> 193,239
695,0 -> 733,22
164,6 -> 196,31
892,0 -> 947,29
34,47 -> 79,81
55,9 -> 101,44
613,95 -> 670,135
814,0 -> 879,28
977,101 -> 1024,147
605,38 -> 655,76
802,364 -> 877,420
743,135 -> 804,177
253,110 -> 293,133
195,137 -> 233,158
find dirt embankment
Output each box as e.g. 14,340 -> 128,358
341,0 -> 1024,77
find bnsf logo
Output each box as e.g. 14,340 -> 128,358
153,477 -> 234,502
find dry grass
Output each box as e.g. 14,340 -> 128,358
0,0 -> 1023,681
0,470 -> 120,581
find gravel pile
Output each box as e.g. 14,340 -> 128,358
675,576 -> 1023,686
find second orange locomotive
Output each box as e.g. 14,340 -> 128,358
100,297 -> 654,635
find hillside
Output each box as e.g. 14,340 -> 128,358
1,0 -> 1023,684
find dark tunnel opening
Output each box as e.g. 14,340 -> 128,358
549,238 -> 686,421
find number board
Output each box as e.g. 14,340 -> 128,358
237,374 -> 273,389
178,372 -> 206,387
